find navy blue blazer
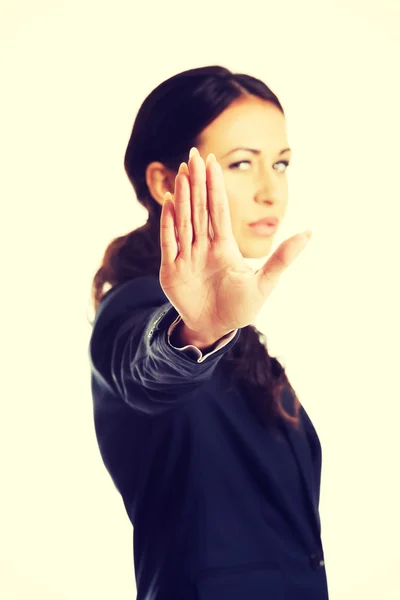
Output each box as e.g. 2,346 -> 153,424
88,275 -> 329,599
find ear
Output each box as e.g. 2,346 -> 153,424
145,162 -> 177,206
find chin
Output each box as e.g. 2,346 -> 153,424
242,239 -> 274,259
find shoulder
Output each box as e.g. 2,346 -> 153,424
93,275 -> 167,327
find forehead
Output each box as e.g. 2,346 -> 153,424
197,96 -> 288,152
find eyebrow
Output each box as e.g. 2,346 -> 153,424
221,147 -> 292,158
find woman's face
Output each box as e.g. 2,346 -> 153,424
196,95 -> 290,259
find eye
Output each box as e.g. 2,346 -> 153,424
274,160 -> 290,173
228,160 -> 290,173
229,160 -> 251,171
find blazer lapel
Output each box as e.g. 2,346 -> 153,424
280,388 -> 322,541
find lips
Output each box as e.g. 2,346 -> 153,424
249,217 -> 279,227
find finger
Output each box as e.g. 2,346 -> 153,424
188,149 -> 209,244
174,163 -> 193,258
206,154 -> 234,242
259,231 -> 312,289
160,191 -> 178,264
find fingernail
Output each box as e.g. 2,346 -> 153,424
206,153 -> 216,166
304,230 -> 312,239
189,147 -> 199,159
178,162 -> 189,174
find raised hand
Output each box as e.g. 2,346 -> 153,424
159,147 -> 311,342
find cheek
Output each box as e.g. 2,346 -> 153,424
225,193 -> 245,227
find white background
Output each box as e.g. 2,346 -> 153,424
1,0 -> 399,598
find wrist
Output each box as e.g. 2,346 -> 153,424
179,322 -> 234,351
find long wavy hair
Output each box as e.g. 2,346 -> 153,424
89,65 -> 302,431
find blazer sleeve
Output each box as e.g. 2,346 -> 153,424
89,275 -> 241,416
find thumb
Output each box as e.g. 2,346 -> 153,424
258,230 -> 312,290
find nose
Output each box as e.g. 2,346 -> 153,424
254,166 -> 281,206
256,195 -> 275,205
255,188 -> 281,207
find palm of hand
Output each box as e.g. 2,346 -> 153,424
159,148 -> 311,338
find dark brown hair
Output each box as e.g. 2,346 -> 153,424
90,65 -> 302,431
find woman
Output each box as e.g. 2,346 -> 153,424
88,65 -> 329,599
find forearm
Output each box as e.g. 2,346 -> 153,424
112,305 -> 238,409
